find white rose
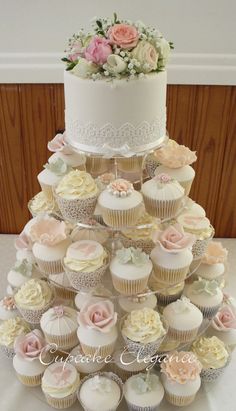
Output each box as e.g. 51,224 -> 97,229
72,58 -> 99,79
155,37 -> 170,65
106,54 -> 127,74
132,40 -> 158,73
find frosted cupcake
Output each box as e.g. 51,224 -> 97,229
48,132 -> 86,170
98,179 -> 143,228
110,247 -> 153,295
121,212 -> 157,254
177,213 -> 214,259
77,300 -> 118,357
0,296 -> 18,321
163,297 -> 203,342
145,139 -> 179,178
161,351 -> 202,406
0,317 -> 30,358
95,173 -> 116,192
37,157 -> 71,200
14,278 -> 54,324
49,272 -> 76,301
30,215 -> 71,275
55,169 -> 99,221
69,344 -> 106,376
210,301 -> 236,351
184,278 -> 223,318
154,144 -> 197,195
78,372 -> 123,411
195,241 -> 228,283
179,197 -> 206,218
141,173 -> 185,219
64,240 -> 109,290
191,336 -> 230,382
40,305 -> 79,350
42,362 -> 80,409
28,191 -> 58,217
150,224 -> 195,286
15,229 -> 35,264
110,349 -> 148,382
121,308 -> 167,358
13,329 -> 47,386
153,281 -> 184,306
119,291 -> 157,314
7,259 -> 38,291
71,219 -> 109,245
124,373 -> 164,411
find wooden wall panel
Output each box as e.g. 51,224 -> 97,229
0,84 -> 235,236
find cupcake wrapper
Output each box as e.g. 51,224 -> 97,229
193,303 -> 221,319
109,362 -> 147,382
122,334 -> 166,359
117,157 -> 144,173
142,194 -> 183,220
44,330 -> 79,350
179,179 -> 194,196
167,326 -> 199,342
35,257 -> 64,276
16,287 -> 55,324
126,399 -> 161,411
45,391 -> 77,409
53,284 -> 77,301
200,355 -> 231,383
151,263 -> 189,285
111,272 -> 149,296
155,289 -> 183,307
192,234 -> 213,259
55,193 -> 98,222
121,237 -> 155,255
80,341 -> 117,358
16,372 -> 43,387
101,204 -> 142,228
0,344 -> 15,359
165,391 -> 196,406
145,158 -> 160,178
65,261 -> 108,291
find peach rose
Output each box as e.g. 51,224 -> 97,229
154,144 -> 197,168
78,300 -> 117,333
29,216 -> 67,246
47,132 -> 73,155
152,224 -> 195,253
108,24 -> 139,49
161,351 -> 202,384
15,230 -> 32,251
202,241 -> 228,265
212,305 -> 236,331
108,179 -> 133,197
14,329 -> 46,361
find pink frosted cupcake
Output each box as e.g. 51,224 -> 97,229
77,300 -> 118,357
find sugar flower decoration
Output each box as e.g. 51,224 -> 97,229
154,144 -> 197,168
44,158 -> 72,176
132,373 -> 155,394
116,247 -> 150,266
107,179 -> 134,197
161,351 -> 202,384
14,329 -> 46,361
2,296 -> 16,311
89,375 -> 112,393
191,278 -> 219,296
212,304 -> 236,331
78,300 -> 117,333
13,259 -> 33,278
154,173 -> 172,184
14,230 -> 32,251
171,297 -> 194,314
202,241 -> 228,265
47,132 -> 74,154
29,216 -> 67,246
152,223 -> 195,253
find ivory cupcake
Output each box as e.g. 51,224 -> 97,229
30,215 -> 71,275
177,213 -> 214,259
42,362 -> 80,409
37,157 -> 71,200
55,169 -> 99,221
145,139 -> 179,178
0,296 -> 18,321
210,300 -> 236,351
7,259 -> 38,291
69,344 -> 106,376
161,351 -> 202,406
15,229 -> 35,264
184,278 -> 223,318
98,179 -> 143,228
14,278 -> 55,324
110,247 -> 153,295
191,336 -> 230,382
0,317 -> 30,358
121,308 -> 167,358
124,373 -> 164,411
118,292 -> 157,314
110,349 -> 148,382
77,300 -> 118,357
40,305 -> 79,350
13,329 -> 47,386
141,173 -> 185,220
150,224 -> 195,286
195,241 -> 228,283
64,240 -> 109,290
48,132 -> 86,170
154,144 -> 197,195
163,297 -> 203,342
29,191 -> 58,217
121,212 -> 157,254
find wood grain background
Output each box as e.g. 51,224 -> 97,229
0,84 -> 235,236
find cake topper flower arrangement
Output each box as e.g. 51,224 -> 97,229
62,13 -> 173,79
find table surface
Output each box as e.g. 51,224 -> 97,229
0,235 -> 235,411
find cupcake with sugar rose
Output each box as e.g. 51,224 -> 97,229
7,258 -> 39,292
209,297 -> 236,351
195,241 -> 228,283
121,212 -> 158,254
0,317 -> 30,358
37,156 -> 72,200
48,132 -> 86,169
94,173 -> 115,222
0,296 -> 18,321
145,139 -> 179,178
14,229 -> 35,264
124,372 -> 164,410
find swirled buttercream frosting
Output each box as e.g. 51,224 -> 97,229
64,240 -> 107,272
55,170 -> 98,199
42,363 -> 80,398
191,336 -> 229,369
14,279 -> 53,310
0,317 -> 30,347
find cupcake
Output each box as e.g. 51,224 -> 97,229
95,173 -> 116,192
195,241 -> 228,283
77,300 -> 118,357
13,329 -> 47,386
71,219 -> 109,245
64,240 -> 109,291
98,179 -> 143,228
161,351 -> 202,406
42,362 -> 80,409
124,373 -> 164,410
141,173 -> 185,220
29,215 -> 70,275
14,278 -> 55,324
0,296 -> 18,321
40,305 -> 79,350
176,213 -> 214,259
37,157 -> 71,200
163,297 -> 203,342
49,272 -> 76,301
69,344 -> 106,376
48,132 -> 86,170
110,349 -> 148,382
145,139 -> 178,178
150,224 -> 195,286
154,144 -> 197,195
28,191 -> 58,217
153,281 -> 184,306
121,212 -> 157,254
78,372 -> 123,411
184,278 -> 223,318
110,247 -> 153,295
86,156 -> 111,176
191,336 -> 230,382
179,197 -> 206,218
7,259 -> 38,291
121,308 -> 167,359
118,291 -> 157,314
0,317 -> 30,358
55,169 -> 99,221
15,229 -> 35,264
210,301 -> 236,351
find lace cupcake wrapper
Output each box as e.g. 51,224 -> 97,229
142,194 -> 183,220
145,157 -> 160,178
200,355 -> 231,383
44,390 -> 77,409
192,228 -> 214,259
150,263 -> 189,285
101,204 -> 142,228
44,330 -> 79,351
55,193 -> 98,222
121,236 -> 155,255
16,372 -> 43,387
111,272 -> 150,296
0,344 -> 15,359
165,391 -> 196,406
64,259 -> 109,291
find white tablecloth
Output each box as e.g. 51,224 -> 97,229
0,235 -> 235,411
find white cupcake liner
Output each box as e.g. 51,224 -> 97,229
192,227 -> 215,259
111,272 -> 150,296
126,399 -> 161,411
145,157 -> 160,178
101,204 -> 142,228
121,236 -> 155,255
78,371 -> 123,411
167,326 -> 200,342
80,340 -> 117,358
16,372 -> 43,386
193,303 -> 221,319
150,263 -> 189,285
55,192 -> 98,222
142,194 -> 183,220
53,284 -> 77,301
179,179 -> 194,196
165,391 -> 196,406
44,330 -> 79,350
0,344 -> 15,359
45,391 -> 77,409
64,258 -> 109,291
200,355 -> 231,382
35,257 -> 64,276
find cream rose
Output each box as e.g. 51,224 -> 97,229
73,57 -> 99,79
191,336 -> 229,369
155,37 -> 171,65
106,54 -> 127,74
132,40 -> 158,73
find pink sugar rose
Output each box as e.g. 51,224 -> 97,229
15,230 -> 32,251
85,35 -> 112,65
203,241 -> 228,265
47,132 -> 73,155
212,305 -> 236,331
161,351 -> 202,384
14,329 -> 46,361
29,216 -> 67,246
108,24 -> 139,49
152,223 -> 195,253
78,300 -> 117,333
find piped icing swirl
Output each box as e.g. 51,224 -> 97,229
30,191 -> 57,215
55,170 -> 98,199
42,363 -> 80,398
0,317 -> 30,347
154,144 -> 197,168
64,240 -> 107,273
161,351 -> 202,384
107,179 -> 134,197
191,336 -> 229,369
116,247 -> 150,266
14,279 -> 53,310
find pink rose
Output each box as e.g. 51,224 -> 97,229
212,305 -> 236,331
85,36 -> 112,65
68,39 -> 83,62
161,351 -> 202,384
29,216 -> 67,246
14,230 -> 32,251
14,329 -> 46,361
203,241 -> 228,265
108,24 -> 139,49
78,300 -> 117,333
155,173 -> 172,184
152,224 -> 195,253
47,132 -> 73,155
